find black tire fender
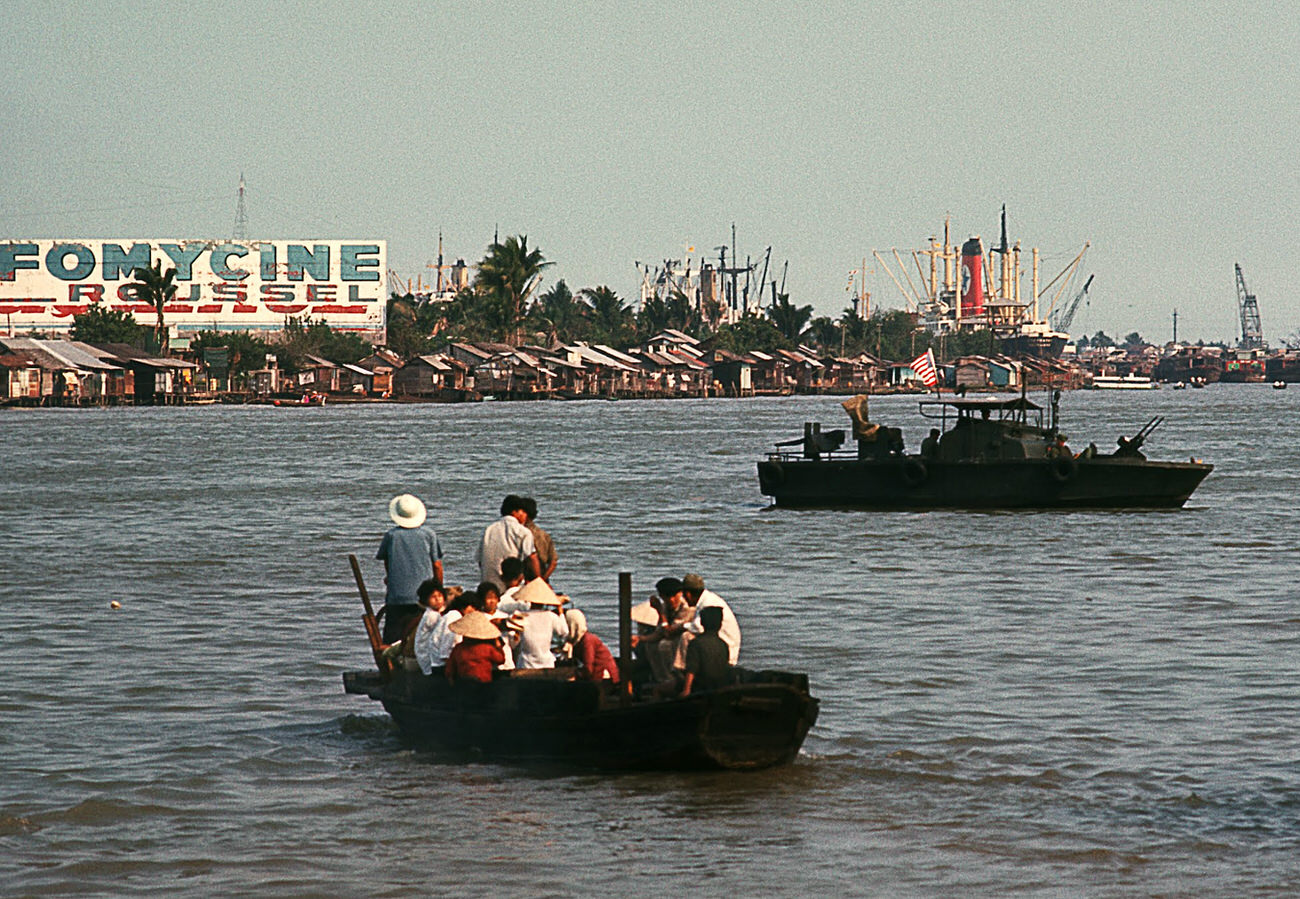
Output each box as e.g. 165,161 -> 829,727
902,458 -> 928,487
1049,454 -> 1078,483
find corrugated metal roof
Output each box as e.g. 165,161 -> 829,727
5,338 -> 121,371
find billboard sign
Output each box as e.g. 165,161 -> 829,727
0,239 -> 386,332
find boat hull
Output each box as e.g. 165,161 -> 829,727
344,667 -> 819,770
757,456 -> 1213,509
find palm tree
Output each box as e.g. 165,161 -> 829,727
768,293 -> 813,343
806,316 -> 840,353
129,261 -> 178,353
665,288 -> 701,334
534,279 -> 587,345
473,235 -> 551,344
580,286 -> 633,346
636,294 -> 670,339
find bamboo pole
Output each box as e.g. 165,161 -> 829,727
618,572 -> 632,707
349,554 -> 391,679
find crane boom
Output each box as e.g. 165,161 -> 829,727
1235,263 -> 1264,348
1052,273 -> 1095,333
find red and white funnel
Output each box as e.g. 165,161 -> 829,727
960,236 -> 984,317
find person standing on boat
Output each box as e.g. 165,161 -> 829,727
476,495 -> 541,591
512,578 -> 569,669
522,496 -> 557,582
675,573 -> 741,668
375,493 -> 444,644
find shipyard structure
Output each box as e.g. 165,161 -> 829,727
874,208 -> 1091,359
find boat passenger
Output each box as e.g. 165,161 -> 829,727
445,611 -> 506,684
631,577 -> 692,685
476,581 -> 502,615
513,578 -> 569,669
411,581 -> 449,674
920,428 -> 941,460
681,607 -> 735,697
375,493 -> 444,643
497,558 -> 527,610
564,609 -> 620,684
475,495 -> 541,591
417,591 -> 477,674
676,574 -> 741,667
522,497 -> 558,582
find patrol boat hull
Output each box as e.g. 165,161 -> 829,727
758,456 -> 1212,509
344,666 -> 819,770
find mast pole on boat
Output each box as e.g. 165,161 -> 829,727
618,572 -> 633,707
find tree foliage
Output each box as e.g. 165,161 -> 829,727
71,302 -> 146,345
708,313 -> 790,353
277,316 -> 372,370
189,330 -> 275,385
580,286 -> 634,346
473,235 -> 551,344
128,262 -> 177,353
767,293 -> 813,342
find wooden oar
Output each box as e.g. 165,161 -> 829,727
348,553 -> 390,679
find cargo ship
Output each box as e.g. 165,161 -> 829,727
873,207 -> 1087,359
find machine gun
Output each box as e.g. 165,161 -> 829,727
1115,415 -> 1163,458
777,423 -> 846,459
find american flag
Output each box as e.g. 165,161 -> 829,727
910,348 -> 939,389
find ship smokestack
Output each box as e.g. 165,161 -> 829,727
961,235 -> 985,317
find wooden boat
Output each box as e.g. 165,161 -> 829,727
343,665 -> 817,770
1090,374 -> 1158,390
757,393 -> 1212,510
341,564 -> 819,770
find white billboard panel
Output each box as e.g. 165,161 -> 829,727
0,239 -> 387,332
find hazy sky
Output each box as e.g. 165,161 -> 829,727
4,2 -> 1297,343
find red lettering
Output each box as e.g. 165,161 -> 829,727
310,304 -> 367,314
260,284 -> 297,302
197,304 -> 223,314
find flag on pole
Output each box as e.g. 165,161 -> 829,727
910,348 -> 939,389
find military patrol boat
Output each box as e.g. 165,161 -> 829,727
757,392 -> 1212,510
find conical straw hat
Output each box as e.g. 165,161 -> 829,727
449,609 -> 502,640
515,578 -> 563,606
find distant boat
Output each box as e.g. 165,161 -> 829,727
1171,381 -> 1187,390
1090,375 -> 1159,390
1273,381 -> 1287,390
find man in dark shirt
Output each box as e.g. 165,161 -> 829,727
682,606 -> 733,696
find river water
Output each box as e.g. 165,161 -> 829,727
2,386 -> 1297,896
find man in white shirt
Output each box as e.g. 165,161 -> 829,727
675,572 -> 741,668
475,495 -> 541,591
511,577 -> 568,669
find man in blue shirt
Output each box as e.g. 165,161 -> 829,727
375,493 -> 443,643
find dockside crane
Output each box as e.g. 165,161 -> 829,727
1050,273 -> 1095,333
1235,263 -> 1264,348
